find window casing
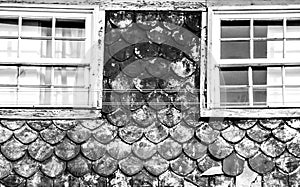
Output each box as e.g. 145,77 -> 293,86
209,8 -> 300,109
0,6 -> 98,107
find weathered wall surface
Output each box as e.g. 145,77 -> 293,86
0,0 -> 206,10
208,0 -> 300,6
1,118 -> 300,186
0,1 -> 299,187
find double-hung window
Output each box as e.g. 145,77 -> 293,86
209,7 -> 300,110
0,5 -> 98,107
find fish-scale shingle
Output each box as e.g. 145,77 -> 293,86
170,154 -> 196,176
1,137 -> 27,161
208,137 -> 233,160
157,138 -> 182,160
107,138 -> 131,160
260,137 -> 285,158
183,138 -> 207,160
1,174 -> 25,187
40,124 -> 66,145
221,125 -> 245,143
132,137 -> 156,160
81,136 -> 106,161
247,124 -> 271,143
41,156 -> 65,178
157,107 -> 182,128
235,137 -> 259,158
0,154 -> 12,179
272,122 -> 298,142
67,123 -> 91,144
14,154 -> 39,178
222,152 -> 245,176
27,171 -> 52,187
28,137 -> 53,162
196,122 -> 220,144
119,123 -> 144,144
0,125 -> 13,144
248,153 -> 275,174
26,120 -> 52,131
14,125 -> 38,144
93,154 -> 118,176
119,155 -> 143,176
1,120 -> 25,131
67,155 -> 90,177
275,152 -> 300,174
170,121 -> 194,143
54,138 -> 80,161
92,121 -> 117,144
144,153 -> 169,176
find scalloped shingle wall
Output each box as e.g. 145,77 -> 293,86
1,119 -> 300,186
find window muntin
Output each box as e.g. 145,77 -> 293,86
219,66 -> 300,107
0,16 -> 86,59
213,13 -> 300,108
0,8 -> 93,107
0,65 -> 88,106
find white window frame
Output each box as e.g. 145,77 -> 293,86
0,4 -> 101,108
204,6 -> 300,117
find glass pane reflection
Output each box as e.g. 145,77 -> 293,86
220,67 -> 248,85
22,18 -> 52,37
221,20 -> 250,38
221,41 -> 250,59
220,87 -> 249,106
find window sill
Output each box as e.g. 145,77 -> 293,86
201,108 -> 300,118
0,108 -> 101,120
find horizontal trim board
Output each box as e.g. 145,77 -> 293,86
0,108 -> 101,119
201,108 -> 300,118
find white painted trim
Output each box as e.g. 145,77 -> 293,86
211,5 -> 300,12
207,6 -> 300,112
0,3 -> 97,12
91,7 -> 104,109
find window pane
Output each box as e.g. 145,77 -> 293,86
20,39 -> 52,58
220,87 -> 249,106
221,20 -> 250,38
220,67 -> 248,85
252,67 -> 267,85
52,88 -> 88,105
0,39 -> 18,58
221,41 -> 250,59
285,67 -> 300,85
253,87 -> 267,106
254,20 -> 283,38
0,88 -> 17,105
0,66 -> 17,84
0,18 -> 18,36
285,87 -> 300,106
54,67 -> 85,86
55,40 -> 85,58
267,87 -> 283,106
19,67 -> 51,85
18,87 -> 41,105
55,19 -> 85,38
267,67 -> 282,85
287,19 -> 300,38
22,18 -> 52,37
286,40 -> 300,59
254,40 -> 283,58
